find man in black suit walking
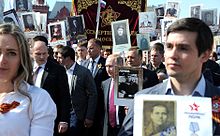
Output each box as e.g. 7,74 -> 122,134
57,46 -> 97,136
83,38 -> 109,136
31,36 -> 71,136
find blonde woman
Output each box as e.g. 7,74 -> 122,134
0,23 -> 56,136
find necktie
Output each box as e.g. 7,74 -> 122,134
89,60 -> 95,75
33,66 -> 41,83
109,81 -> 116,128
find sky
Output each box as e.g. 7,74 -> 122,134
46,0 -> 220,18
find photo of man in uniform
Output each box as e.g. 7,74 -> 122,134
202,11 -> 214,26
16,0 -> 28,11
190,6 -> 201,19
114,24 -> 128,45
69,16 -> 84,36
166,2 -> 178,17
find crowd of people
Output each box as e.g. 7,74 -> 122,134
0,17 -> 220,136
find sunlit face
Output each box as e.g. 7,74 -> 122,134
76,46 -> 87,59
150,49 -> 163,67
0,34 -> 20,83
126,50 -> 142,67
105,57 -> 116,78
165,31 -> 209,80
32,41 -> 49,65
117,28 -> 124,36
87,41 -> 100,59
150,106 -> 168,126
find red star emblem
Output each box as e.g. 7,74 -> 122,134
189,102 -> 200,111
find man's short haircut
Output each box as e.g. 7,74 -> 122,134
150,42 -> 164,54
117,25 -> 124,30
166,18 -> 213,56
77,41 -> 88,48
33,35 -> 48,46
88,38 -> 102,49
59,46 -> 75,61
107,54 -> 124,66
128,46 -> 143,58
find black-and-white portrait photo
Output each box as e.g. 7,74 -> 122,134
165,2 -> 179,17
16,0 -> 28,11
190,5 -> 201,19
155,7 -> 165,17
68,15 -> 85,37
201,10 -> 214,26
113,23 -> 128,45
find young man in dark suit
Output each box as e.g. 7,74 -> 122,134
83,38 -> 109,136
32,36 -> 71,136
57,46 -> 97,136
118,18 -> 220,136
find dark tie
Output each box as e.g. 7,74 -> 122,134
193,91 -> 202,97
89,60 -> 95,75
33,66 -> 41,83
165,89 -> 172,95
109,81 -> 116,128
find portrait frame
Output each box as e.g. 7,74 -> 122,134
16,0 -> 28,11
111,19 -> 131,54
48,21 -> 67,46
189,4 -> 202,19
133,95 -> 213,136
155,6 -> 165,17
139,11 -> 157,34
114,66 -> 143,107
20,12 -> 37,32
3,9 -> 21,27
165,0 -> 180,18
201,9 -> 217,26
136,33 -> 150,51
161,18 -> 176,42
67,15 -> 85,37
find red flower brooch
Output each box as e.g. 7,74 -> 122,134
0,101 -> 20,114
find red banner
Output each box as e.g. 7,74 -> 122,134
74,0 -> 146,47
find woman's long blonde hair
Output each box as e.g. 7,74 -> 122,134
0,23 -> 33,99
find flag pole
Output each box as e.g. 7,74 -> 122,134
95,0 -> 101,38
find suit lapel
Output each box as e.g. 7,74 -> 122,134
71,63 -> 79,93
41,66 -> 49,87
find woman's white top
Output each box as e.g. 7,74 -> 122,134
0,82 -> 57,136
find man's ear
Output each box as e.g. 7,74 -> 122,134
200,50 -> 211,63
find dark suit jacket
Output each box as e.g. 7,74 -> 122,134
102,78 -> 126,136
40,60 -> 71,130
118,79 -> 220,136
71,63 -> 97,121
142,68 -> 159,89
84,56 -> 109,125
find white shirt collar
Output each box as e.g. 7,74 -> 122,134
90,55 -> 100,63
165,75 -> 206,96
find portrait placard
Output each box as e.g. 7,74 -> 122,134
136,33 -> 150,50
165,1 -> 180,18
189,4 -> 202,19
155,6 -> 165,17
201,9 -> 217,26
114,66 -> 143,106
16,0 -> 28,11
139,12 -> 157,34
67,15 -> 85,37
3,9 -> 21,27
20,12 -> 37,32
161,18 -> 176,42
134,95 -> 212,136
111,19 -> 131,54
48,21 -> 67,46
